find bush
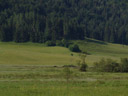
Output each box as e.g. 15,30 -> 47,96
69,44 -> 81,52
120,58 -> 128,72
56,39 -> 70,47
45,41 -> 56,46
93,58 -> 120,72
56,41 -> 64,46
93,58 -> 128,73
80,63 -> 88,72
61,39 -> 69,47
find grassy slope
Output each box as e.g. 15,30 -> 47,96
0,42 -> 77,65
0,39 -> 128,66
75,38 -> 128,65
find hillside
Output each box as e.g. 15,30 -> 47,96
0,0 -> 128,44
0,42 -> 77,65
75,38 -> 128,65
0,40 -> 128,96
0,40 -> 128,66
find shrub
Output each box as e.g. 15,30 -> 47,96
93,58 -> 128,73
105,59 -> 120,72
45,41 -> 56,46
80,63 -> 88,72
93,58 -> 120,72
69,44 -> 81,52
61,39 -> 70,47
56,39 -> 70,47
56,41 -> 64,46
120,58 -> 128,72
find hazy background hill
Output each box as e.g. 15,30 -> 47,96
0,0 -> 128,44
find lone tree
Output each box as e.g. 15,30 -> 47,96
77,53 -> 88,72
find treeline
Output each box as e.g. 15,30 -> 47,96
0,0 -> 128,44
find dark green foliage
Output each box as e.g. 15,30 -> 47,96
80,63 -> 88,72
45,41 -> 56,46
56,41 -> 64,46
61,39 -> 69,48
93,58 -> 120,72
93,58 -> 128,72
0,0 -> 128,44
56,39 -> 70,47
120,58 -> 128,72
69,44 -> 81,52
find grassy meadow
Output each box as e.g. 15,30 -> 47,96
0,42 -> 77,65
0,39 -> 128,66
0,66 -> 128,96
0,39 -> 128,96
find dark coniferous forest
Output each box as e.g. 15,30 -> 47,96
0,0 -> 128,44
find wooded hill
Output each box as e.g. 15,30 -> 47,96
0,0 -> 128,44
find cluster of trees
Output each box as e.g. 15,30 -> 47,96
0,0 -> 128,44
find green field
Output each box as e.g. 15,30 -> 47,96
0,42 -> 77,65
0,39 -> 128,66
0,66 -> 128,96
0,40 -> 128,96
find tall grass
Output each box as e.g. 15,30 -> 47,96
0,80 -> 128,96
